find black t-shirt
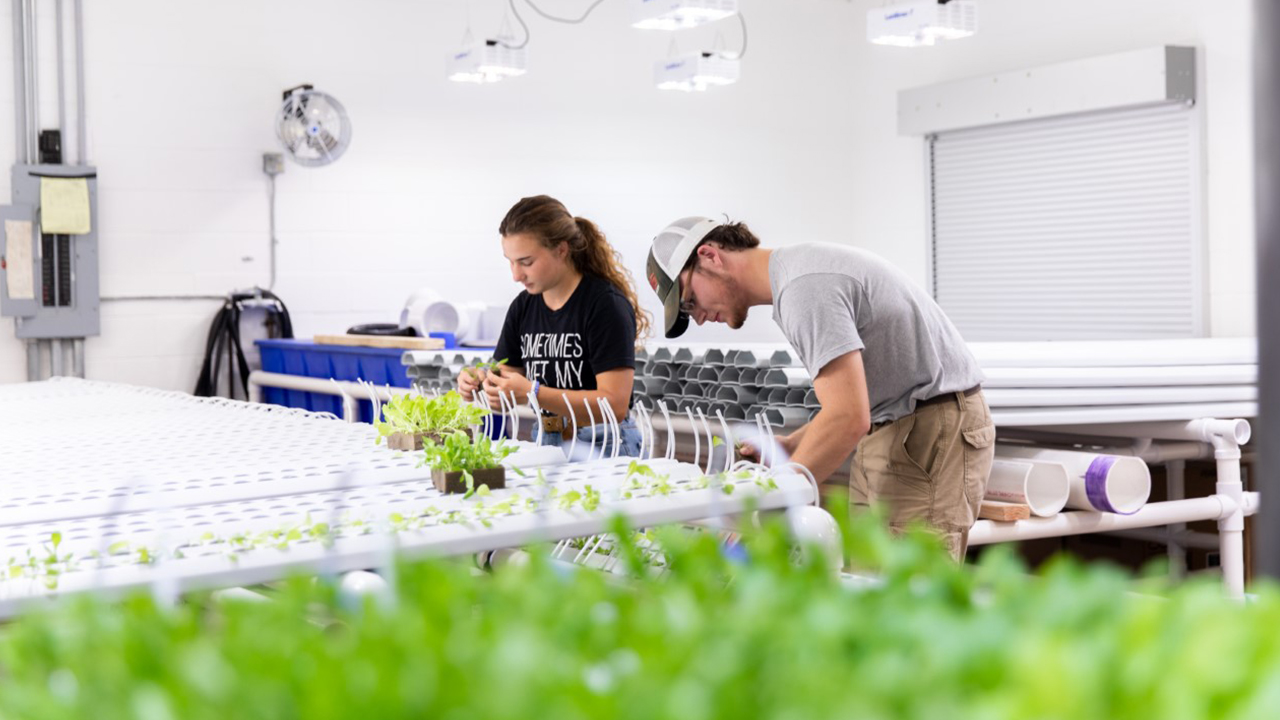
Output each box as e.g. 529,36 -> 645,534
493,274 -> 636,408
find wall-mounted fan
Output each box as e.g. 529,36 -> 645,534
275,84 -> 352,167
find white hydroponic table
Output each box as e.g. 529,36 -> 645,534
0,379 -> 827,617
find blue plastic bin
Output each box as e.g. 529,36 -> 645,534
256,339 -> 410,424
255,338 -> 503,437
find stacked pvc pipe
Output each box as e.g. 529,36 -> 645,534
400,350 -> 496,394
973,338 -> 1258,426
632,344 -> 812,427
631,338 -> 1256,429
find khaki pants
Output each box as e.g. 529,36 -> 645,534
850,389 -> 996,560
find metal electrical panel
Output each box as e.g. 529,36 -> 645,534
0,164 -> 100,339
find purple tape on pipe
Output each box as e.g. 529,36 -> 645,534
1085,456 -> 1118,513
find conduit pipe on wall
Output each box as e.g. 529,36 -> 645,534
994,445 -> 1151,515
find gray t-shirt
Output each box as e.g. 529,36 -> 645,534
770,243 -> 984,425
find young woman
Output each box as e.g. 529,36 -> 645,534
457,195 -> 650,458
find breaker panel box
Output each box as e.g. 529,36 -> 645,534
0,164 -> 100,339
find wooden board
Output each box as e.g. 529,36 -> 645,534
979,500 -> 1032,522
314,334 -> 445,351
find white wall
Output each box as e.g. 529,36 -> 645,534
0,0 -> 1256,390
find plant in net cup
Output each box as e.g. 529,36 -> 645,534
421,431 -> 516,496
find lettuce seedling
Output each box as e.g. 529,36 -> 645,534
374,391 -> 490,445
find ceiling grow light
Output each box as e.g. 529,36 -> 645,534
655,52 -> 740,92
867,0 -> 978,48
632,0 -> 739,31
447,40 -> 527,84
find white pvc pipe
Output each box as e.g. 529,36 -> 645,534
984,459 -> 1069,517
969,492 -> 1260,545
1119,440 -> 1211,464
1031,418 -> 1252,446
983,385 -> 1257,408
991,403 -> 1258,428
995,445 -> 1151,515
250,370 -> 407,422
1215,443 -> 1246,600
981,364 -> 1258,388
968,338 -> 1257,368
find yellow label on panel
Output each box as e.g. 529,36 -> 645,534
40,177 -> 92,235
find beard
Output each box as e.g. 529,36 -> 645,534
708,271 -> 749,329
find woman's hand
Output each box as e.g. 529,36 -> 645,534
457,366 -> 488,401
482,365 -> 533,410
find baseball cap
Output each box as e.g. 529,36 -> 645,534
645,216 -> 723,339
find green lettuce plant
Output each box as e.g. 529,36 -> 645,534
420,431 -> 516,496
374,391 -> 489,446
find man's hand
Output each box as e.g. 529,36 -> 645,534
457,366 -> 488,401
737,433 -> 799,465
483,365 -> 533,410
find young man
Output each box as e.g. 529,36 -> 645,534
645,217 -> 995,559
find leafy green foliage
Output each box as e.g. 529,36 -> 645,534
374,391 -> 489,445
464,357 -> 509,377
1,511 -> 1279,718
419,431 -> 515,475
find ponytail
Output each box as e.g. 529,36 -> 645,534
572,216 -> 653,343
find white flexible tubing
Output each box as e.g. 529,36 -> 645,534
476,389 -> 492,439
634,402 -> 654,460
584,400 -> 598,461
562,392 -> 579,462
685,407 -> 701,469
753,414 -> 771,467
501,389 -> 517,440
496,391 -> 511,441
763,416 -> 780,466
599,399 -> 619,460
696,408 -> 717,475
528,387 -> 545,446
659,401 -> 676,460
768,461 -> 820,506
607,400 -> 622,459
715,409 -> 734,474
631,401 -> 648,459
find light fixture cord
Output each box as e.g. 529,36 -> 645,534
501,0 -> 611,49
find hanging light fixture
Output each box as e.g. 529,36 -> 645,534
445,6 -> 527,85
655,51 -> 740,92
632,0 -> 738,31
867,0 -> 978,48
447,40 -> 527,84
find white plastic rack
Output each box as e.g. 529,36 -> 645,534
0,379 -> 833,617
